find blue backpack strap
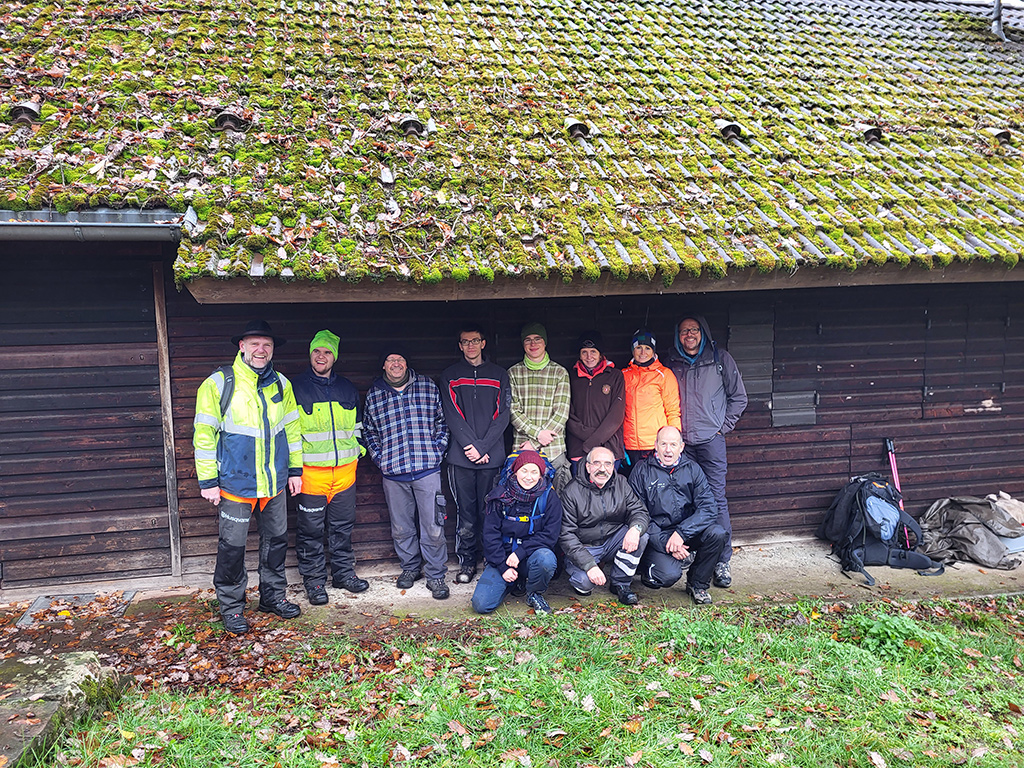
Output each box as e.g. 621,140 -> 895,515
527,487 -> 552,535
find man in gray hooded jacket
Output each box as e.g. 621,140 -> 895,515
666,315 -> 747,589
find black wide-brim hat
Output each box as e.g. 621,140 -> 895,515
231,319 -> 287,346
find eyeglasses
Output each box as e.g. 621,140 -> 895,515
587,460 -> 615,468
679,328 -> 701,337
459,338 -> 484,347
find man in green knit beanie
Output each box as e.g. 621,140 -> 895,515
508,322 -> 571,492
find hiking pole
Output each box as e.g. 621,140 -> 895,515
885,438 -> 904,511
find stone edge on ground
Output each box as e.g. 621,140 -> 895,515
0,652 -> 123,767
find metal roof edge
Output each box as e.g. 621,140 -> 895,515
0,208 -> 184,242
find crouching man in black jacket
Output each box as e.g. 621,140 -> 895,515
627,426 -> 726,605
559,447 -> 649,605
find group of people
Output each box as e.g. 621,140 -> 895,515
193,316 -> 746,633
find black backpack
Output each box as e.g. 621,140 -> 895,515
816,473 -> 944,586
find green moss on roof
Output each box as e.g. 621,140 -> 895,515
1,0 -> 1022,286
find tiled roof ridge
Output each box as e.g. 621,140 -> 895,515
0,0 -> 1022,287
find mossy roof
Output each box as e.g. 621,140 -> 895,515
2,0 -> 1023,289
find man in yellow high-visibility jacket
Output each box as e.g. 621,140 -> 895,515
292,329 -> 369,606
193,319 -> 303,635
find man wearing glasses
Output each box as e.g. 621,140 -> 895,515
666,315 -> 747,590
440,324 -> 511,584
558,447 -> 650,605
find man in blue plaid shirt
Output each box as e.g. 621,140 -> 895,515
364,347 -> 452,599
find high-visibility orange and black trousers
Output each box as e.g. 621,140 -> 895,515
295,464 -> 359,588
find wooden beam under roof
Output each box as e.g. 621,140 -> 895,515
185,261 -> 1024,304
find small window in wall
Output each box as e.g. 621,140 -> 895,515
729,308 -> 816,427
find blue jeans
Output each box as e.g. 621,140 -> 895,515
471,547 -> 556,614
685,433 -> 732,563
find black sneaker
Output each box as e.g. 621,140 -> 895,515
396,569 -> 423,589
686,586 -> 713,606
511,579 -> 528,597
257,598 -> 301,619
610,584 -> 640,606
713,562 -> 732,589
679,553 -> 695,570
526,592 -> 553,614
222,612 -> 250,635
333,575 -> 370,593
640,577 -> 662,590
426,578 -> 450,600
571,584 -> 593,597
455,567 -> 476,584
306,584 -> 328,606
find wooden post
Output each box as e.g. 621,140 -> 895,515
153,261 -> 182,577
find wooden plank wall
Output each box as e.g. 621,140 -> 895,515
0,250 -> 170,588
756,284 -> 1024,533
166,280 -> 1023,572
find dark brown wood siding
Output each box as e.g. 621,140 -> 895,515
0,248 -> 170,587
167,281 -> 1023,572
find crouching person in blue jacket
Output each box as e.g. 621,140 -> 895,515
472,450 -> 563,615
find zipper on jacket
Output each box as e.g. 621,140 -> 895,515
330,396 -> 339,465
257,383 -> 274,494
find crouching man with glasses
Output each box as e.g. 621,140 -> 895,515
558,446 -> 650,605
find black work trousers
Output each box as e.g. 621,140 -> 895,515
296,484 -> 357,588
448,464 -> 499,570
639,524 -> 727,591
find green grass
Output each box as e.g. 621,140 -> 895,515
43,598 -> 1024,767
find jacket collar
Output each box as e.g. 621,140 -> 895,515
574,357 -> 613,380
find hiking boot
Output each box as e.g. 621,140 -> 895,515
686,586 -> 713,606
455,566 -> 476,584
257,598 -> 301,619
222,612 -> 249,635
306,584 -> 328,606
679,553 -> 695,570
570,584 -> 593,597
333,575 -> 370,593
526,592 -> 553,615
713,562 -> 732,589
396,569 -> 423,589
426,578 -> 450,600
610,584 -> 640,606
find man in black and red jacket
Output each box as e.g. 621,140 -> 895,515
440,323 -> 511,584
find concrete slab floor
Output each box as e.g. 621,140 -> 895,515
3,540 -> 1021,630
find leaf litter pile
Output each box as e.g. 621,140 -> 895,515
3,593 -> 1023,768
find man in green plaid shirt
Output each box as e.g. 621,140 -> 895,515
509,322 -> 571,491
